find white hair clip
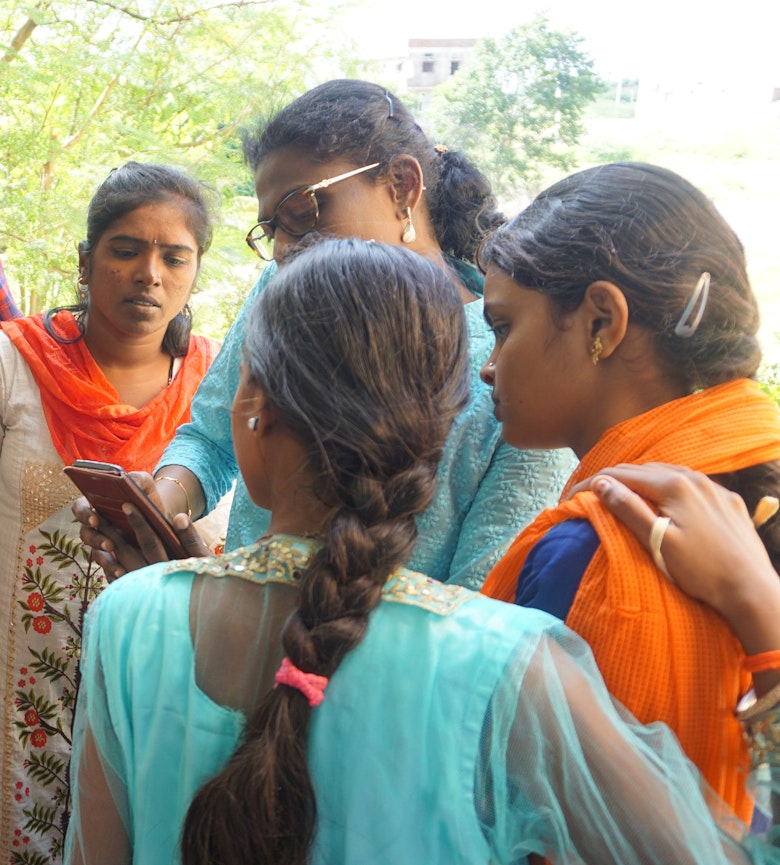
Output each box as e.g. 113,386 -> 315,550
674,271 -> 710,338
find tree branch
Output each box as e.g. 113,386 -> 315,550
2,15 -> 39,63
85,0 -> 277,25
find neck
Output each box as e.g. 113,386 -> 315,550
408,240 -> 478,304
266,493 -> 329,539
84,324 -> 172,408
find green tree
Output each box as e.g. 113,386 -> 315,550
0,0 -> 354,334
428,16 -> 599,199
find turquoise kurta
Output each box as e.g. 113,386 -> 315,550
159,263 -> 576,589
66,538 -> 770,865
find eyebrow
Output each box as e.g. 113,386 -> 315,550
107,234 -> 196,253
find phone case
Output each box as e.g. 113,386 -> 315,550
64,460 -> 189,559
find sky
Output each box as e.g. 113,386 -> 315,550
338,0 -> 779,82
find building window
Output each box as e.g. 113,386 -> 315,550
422,53 -> 435,73
451,61 -> 460,74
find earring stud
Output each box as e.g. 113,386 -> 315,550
247,416 -> 259,431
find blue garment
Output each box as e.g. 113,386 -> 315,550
514,518 -> 599,620
66,538 -> 769,865
160,263 -> 576,589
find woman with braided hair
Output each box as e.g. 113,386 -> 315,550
65,239 -> 780,865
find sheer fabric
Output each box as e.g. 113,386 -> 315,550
159,264 -> 576,589
66,537 -> 777,865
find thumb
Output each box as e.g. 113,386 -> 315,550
171,513 -> 210,558
591,475 -> 656,555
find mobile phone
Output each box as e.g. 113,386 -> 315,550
64,459 -> 189,560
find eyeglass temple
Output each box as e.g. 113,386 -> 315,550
313,162 -> 381,191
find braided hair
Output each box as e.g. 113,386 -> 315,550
181,238 -> 470,864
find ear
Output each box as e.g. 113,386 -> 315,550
386,155 -> 425,215
581,280 -> 629,360
245,389 -> 281,436
77,248 -> 90,285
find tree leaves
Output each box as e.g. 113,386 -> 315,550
0,0 -> 347,329
428,15 -> 599,199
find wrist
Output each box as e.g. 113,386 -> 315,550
155,475 -> 192,519
710,569 -> 780,656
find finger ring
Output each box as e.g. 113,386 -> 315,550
649,515 -> 673,582
753,495 -> 779,529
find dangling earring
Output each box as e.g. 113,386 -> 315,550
78,269 -> 89,303
180,303 -> 192,320
402,207 -> 416,244
590,336 -> 603,366
247,416 -> 259,431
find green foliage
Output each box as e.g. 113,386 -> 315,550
0,0 -> 352,335
427,15 -> 599,198
759,362 -> 780,408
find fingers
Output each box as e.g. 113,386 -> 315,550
589,474 -> 658,551
171,514 -> 210,558
91,549 -> 127,584
72,496 -> 101,529
122,503 -> 170,565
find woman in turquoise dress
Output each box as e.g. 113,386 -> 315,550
66,240 -> 779,865
78,79 -> 575,590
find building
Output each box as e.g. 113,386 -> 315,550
407,38 -> 477,110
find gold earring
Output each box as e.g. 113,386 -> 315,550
402,207 -> 416,244
590,336 -> 603,366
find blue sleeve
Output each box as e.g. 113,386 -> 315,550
446,443 -> 578,590
514,519 -> 600,621
157,265 -> 276,513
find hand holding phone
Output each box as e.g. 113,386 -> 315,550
65,460 -> 190,560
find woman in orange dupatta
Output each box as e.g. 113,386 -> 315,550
0,163 -> 219,860
479,162 -> 780,824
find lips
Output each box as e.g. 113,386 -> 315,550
127,296 -> 161,308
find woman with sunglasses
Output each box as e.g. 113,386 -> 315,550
76,79 -> 575,589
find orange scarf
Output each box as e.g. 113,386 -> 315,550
2,312 -> 218,474
482,378 -> 780,820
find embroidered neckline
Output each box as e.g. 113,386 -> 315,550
170,534 -> 474,615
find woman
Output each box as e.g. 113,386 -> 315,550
94,79 -> 575,590
479,162 -> 780,821
0,162 -> 220,859
66,240 -> 776,865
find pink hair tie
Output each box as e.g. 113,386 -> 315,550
274,657 -> 328,707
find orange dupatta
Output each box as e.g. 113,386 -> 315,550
482,378 -> 780,820
2,311 -> 218,474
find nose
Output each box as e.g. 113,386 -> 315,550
480,357 -> 496,387
135,252 -> 162,285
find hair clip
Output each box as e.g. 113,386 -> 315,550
434,144 -> 448,154
674,272 -> 710,338
384,91 -> 394,118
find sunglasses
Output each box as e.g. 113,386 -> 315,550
245,162 -> 381,261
